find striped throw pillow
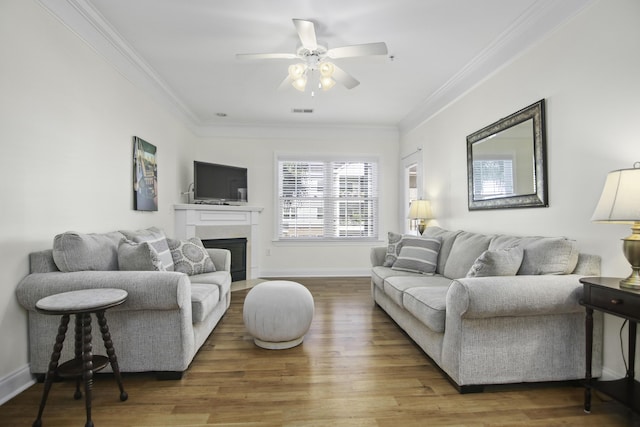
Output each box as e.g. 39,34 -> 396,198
391,236 -> 441,275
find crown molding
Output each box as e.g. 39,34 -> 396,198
36,0 -> 593,139
397,0 -> 595,136
192,121 -> 399,140
36,0 -> 201,128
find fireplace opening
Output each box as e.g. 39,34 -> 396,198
202,237 -> 247,281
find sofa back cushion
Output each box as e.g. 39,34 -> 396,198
52,231 -> 124,272
518,237 -> 579,275
422,226 -> 462,274
489,234 -> 579,275
443,231 -> 493,279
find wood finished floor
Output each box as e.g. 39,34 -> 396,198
1,277 -> 638,426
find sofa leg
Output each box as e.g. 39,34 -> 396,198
156,371 -> 183,381
458,384 -> 484,393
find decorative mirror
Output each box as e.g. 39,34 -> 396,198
467,99 -> 548,210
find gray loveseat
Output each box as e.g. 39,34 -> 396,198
17,227 -> 231,379
371,226 -> 603,392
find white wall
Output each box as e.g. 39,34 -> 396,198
0,0 -> 193,400
401,0 -> 640,378
192,127 -> 399,277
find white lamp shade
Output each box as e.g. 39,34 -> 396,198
591,167 -> 640,223
408,200 -> 433,220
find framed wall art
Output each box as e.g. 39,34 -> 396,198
133,136 -> 158,211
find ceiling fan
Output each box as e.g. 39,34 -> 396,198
236,19 -> 388,92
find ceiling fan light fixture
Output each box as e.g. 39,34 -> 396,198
288,63 -> 306,80
320,76 -> 336,91
292,76 -> 307,91
319,61 -> 335,77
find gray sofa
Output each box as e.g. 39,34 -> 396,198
16,227 -> 231,379
371,226 -> 604,392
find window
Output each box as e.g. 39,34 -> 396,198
472,158 -> 514,199
277,157 -> 378,240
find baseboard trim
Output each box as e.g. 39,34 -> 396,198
259,268 -> 370,278
0,364 -> 35,405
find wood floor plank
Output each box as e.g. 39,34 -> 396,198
1,277 -> 637,426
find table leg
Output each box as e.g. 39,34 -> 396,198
81,313 -> 95,427
584,307 -> 593,414
628,321 -> 637,379
74,314 -> 83,400
96,311 -> 128,401
32,314 -> 70,427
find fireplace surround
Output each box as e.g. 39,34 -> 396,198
174,204 -> 263,279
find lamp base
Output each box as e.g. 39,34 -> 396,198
417,221 -> 426,235
620,269 -> 640,290
620,223 -> 640,290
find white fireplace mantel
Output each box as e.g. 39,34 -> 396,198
174,204 -> 263,279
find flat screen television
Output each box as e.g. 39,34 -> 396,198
194,161 -> 247,203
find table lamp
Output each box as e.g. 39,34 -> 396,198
591,162 -> 640,289
408,199 -> 433,235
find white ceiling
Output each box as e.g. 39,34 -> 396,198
39,0 -> 593,134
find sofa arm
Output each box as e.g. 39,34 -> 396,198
206,248 -> 231,272
16,270 -> 191,312
370,246 -> 386,267
446,274 -> 585,319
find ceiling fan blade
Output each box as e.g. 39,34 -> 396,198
236,53 -> 298,60
327,42 -> 388,59
278,75 -> 293,91
293,19 -> 317,51
332,64 -> 360,89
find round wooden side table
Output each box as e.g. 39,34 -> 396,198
32,288 -> 129,427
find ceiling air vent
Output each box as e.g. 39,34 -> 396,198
292,108 -> 314,114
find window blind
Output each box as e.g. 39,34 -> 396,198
277,159 -> 378,240
472,159 -> 515,199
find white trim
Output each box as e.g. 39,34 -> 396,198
260,268 -> 371,278
36,0 -> 200,129
402,150 -> 423,233
0,364 -> 36,406
398,0 -> 595,134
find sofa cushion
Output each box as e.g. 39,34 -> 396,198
52,231 -> 124,272
117,239 -> 165,271
518,237 -> 579,275
422,227 -> 462,275
466,246 -> 524,278
120,227 -> 174,271
190,271 -> 232,301
190,283 -> 220,323
391,236 -> 441,275
383,231 -> 404,267
490,235 -> 580,275
443,231 -> 493,279
403,286 -> 450,333
383,275 -> 451,308
167,237 -> 216,276
371,266 -> 418,290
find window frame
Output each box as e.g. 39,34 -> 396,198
274,154 -> 379,243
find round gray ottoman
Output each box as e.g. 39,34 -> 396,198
243,280 -> 314,349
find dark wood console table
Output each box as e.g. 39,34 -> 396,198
580,276 -> 640,414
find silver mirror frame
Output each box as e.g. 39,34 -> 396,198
466,99 -> 548,210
